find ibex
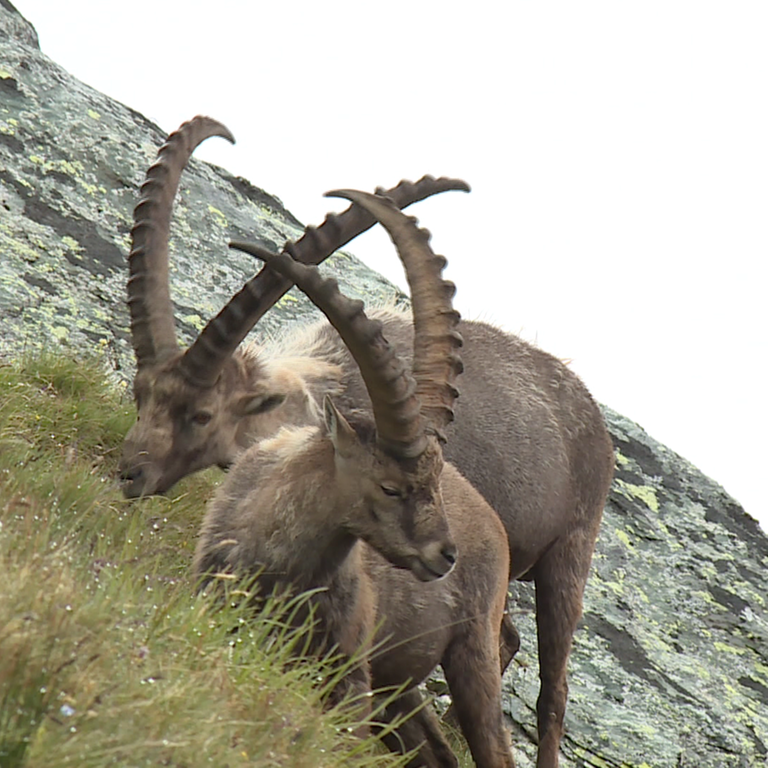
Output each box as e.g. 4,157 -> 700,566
194,189 -> 514,768
120,116 -> 469,499
121,117 -> 615,767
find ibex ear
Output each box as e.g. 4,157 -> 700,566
235,392 -> 286,417
324,395 -> 359,459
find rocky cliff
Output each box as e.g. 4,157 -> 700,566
1,3 -> 766,766
0,1 -> 401,378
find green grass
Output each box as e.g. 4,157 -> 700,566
0,352 -> 429,768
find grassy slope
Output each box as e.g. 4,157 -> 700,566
0,353 -> 420,768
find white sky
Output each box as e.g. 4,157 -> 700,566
11,1 -> 768,531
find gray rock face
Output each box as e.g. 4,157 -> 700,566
504,408 -> 767,767
0,2 -> 402,381
2,3 -> 766,766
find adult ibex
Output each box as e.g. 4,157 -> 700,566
194,190 -> 514,768
119,116 -> 469,498
121,117 -> 615,766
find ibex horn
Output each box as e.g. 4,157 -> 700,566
128,116 -> 235,370
178,176 -> 469,388
246,188 -> 464,457
326,189 -> 464,437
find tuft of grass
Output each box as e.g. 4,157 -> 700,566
0,352 -> 418,768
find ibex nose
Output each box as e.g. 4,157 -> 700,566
441,543 -> 457,568
416,539 -> 458,581
120,465 -> 143,483
119,465 -> 147,498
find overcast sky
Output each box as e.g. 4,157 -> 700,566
12,1 -> 767,531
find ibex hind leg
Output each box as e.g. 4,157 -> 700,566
375,688 -> 459,768
441,627 -> 516,768
500,609 -> 521,675
532,525 -> 598,768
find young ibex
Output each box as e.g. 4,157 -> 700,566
121,116 -> 615,767
194,189 -> 514,768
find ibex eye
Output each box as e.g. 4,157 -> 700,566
191,411 -> 213,426
380,485 -> 401,498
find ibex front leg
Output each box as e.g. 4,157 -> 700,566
442,609 -> 520,728
377,688 -> 459,768
441,624 -> 515,768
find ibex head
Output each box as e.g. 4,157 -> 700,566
118,115 -> 469,498
119,116 -> 294,496
120,350 -> 289,496
248,189 -> 464,581
323,398 -> 451,580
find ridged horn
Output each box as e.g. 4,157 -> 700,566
128,116 -> 235,369
327,190 -> 464,437
245,245 -> 427,459
177,176 -> 469,388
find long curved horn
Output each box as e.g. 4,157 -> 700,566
327,190 -> 464,437
250,245 -> 426,458
245,189 -> 463,457
177,176 -> 470,387
128,116 -> 235,369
